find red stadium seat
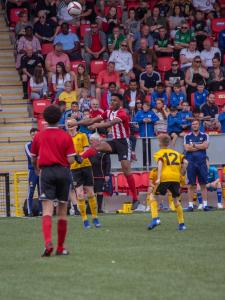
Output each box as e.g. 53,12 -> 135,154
140,172 -> 149,192
33,99 -> 51,117
117,173 -> 129,194
132,173 -> 142,193
90,60 -> 107,78
41,43 -> 53,55
127,2 -> 140,10
214,91 -> 225,111
79,24 -> 91,41
211,18 -> 225,39
157,57 -> 174,82
191,93 -> 195,108
69,24 -> 78,33
70,60 -> 86,73
9,8 -> 28,26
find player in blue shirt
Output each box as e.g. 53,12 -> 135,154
218,104 -> 225,133
25,128 -> 41,216
197,157 -> 223,209
194,81 -> 208,108
184,119 -> 209,211
170,82 -> 186,109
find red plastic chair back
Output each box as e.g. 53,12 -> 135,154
211,18 -> 225,39
141,172 -> 149,192
127,2 -> 140,10
79,24 -> 91,41
214,91 -> 225,106
41,43 -> 53,56
90,60 -> 107,77
33,99 -> 51,117
70,60 -> 86,73
9,8 -> 28,24
191,93 -> 195,108
157,57 -> 174,72
117,173 -> 129,194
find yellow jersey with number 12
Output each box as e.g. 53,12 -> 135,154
154,148 -> 184,183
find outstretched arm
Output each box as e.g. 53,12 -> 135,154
89,118 -> 122,130
68,116 -> 103,127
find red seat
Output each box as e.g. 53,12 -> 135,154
41,43 -> 53,55
79,24 -> 91,41
214,91 -> 225,111
104,6 -> 123,20
70,60 -> 86,73
117,173 -> 129,194
127,2 -> 140,10
69,24 -> 77,33
140,172 -> 149,192
90,60 -> 107,78
132,173 -> 142,193
9,8 -> 28,26
33,99 -> 51,117
157,57 -> 174,82
191,93 -> 195,108
211,18 -> 225,39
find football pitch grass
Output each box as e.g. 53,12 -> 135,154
0,211 -> 225,300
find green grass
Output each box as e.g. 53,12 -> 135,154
0,212 -> 225,300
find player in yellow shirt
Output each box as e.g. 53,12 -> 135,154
147,134 -> 188,231
68,125 -> 101,229
59,81 -> 77,110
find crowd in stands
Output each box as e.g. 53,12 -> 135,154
3,0 -> 225,143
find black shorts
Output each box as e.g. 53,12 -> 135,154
107,138 -> 131,161
155,182 -> 180,198
71,166 -> 94,188
39,165 -> 71,202
94,178 -> 105,193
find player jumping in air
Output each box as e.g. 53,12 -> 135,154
68,93 -> 139,209
147,134 -> 188,231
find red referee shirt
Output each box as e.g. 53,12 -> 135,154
31,127 -> 76,168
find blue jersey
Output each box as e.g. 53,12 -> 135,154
218,112 -> 225,133
184,132 -> 209,162
170,91 -> 186,107
25,141 -> 34,170
134,109 -> 159,137
151,91 -> 168,108
194,90 -> 208,108
208,166 -> 219,183
167,113 -> 182,134
179,110 -> 192,127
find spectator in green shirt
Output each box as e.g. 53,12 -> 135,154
154,27 -> 173,57
174,20 -> 195,59
108,26 -> 125,53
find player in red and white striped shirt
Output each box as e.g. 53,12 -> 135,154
69,93 -> 139,209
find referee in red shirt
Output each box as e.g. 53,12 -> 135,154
31,105 -> 76,257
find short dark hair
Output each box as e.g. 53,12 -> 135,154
71,101 -> 79,106
158,134 -> 171,147
130,79 -> 137,84
197,80 -> 205,86
43,105 -> 62,125
58,101 -> 66,107
174,82 -> 181,88
61,22 -> 69,28
30,128 -> 38,134
192,119 -> 200,124
170,106 -> 178,112
109,82 -> 116,87
111,93 -> 123,101
193,107 -> 200,114
156,82 -> 164,88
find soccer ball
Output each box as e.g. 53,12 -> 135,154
67,1 -> 82,17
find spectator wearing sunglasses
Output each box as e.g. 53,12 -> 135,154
34,10 -> 58,43
164,60 -> 185,98
174,21 -> 195,59
180,40 -> 200,72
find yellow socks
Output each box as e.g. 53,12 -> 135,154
175,204 -> 184,224
168,193 -> 176,211
88,196 -> 97,219
150,196 -> 158,219
78,199 -> 87,221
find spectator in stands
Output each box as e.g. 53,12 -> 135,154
140,63 -> 161,94
105,6 -> 119,34
84,21 -> 108,72
151,82 -> 168,108
64,101 -> 82,122
35,0 -> 57,22
107,26 -> 125,52
192,10 -> 209,51
194,81 -> 209,108
101,82 -> 117,111
34,10 -> 58,43
124,8 -> 141,35
90,98 -> 103,118
193,0 -> 216,13
185,56 -> 209,101
133,38 -> 157,80
167,106 -> 183,146
78,88 -> 91,112
15,11 -> 32,40
54,23 -> 81,60
74,64 -> 90,93
146,6 -> 167,38
135,102 -> 159,137
187,107 -> 206,132
16,26 -> 42,69
200,38 -> 221,69
174,20 -> 195,59
6,0 -> 30,21
170,82 -> 186,109
123,79 -> 145,112
45,42 -> 71,82
52,62 -> 71,99
168,5 -> 185,39
21,47 -> 44,99
96,62 -> 120,101
59,81 -> 77,109
207,57 -> 225,91
58,100 -> 67,128
79,109 -> 94,137
218,104 -> 225,133
156,0 -> 170,17
153,98 -> 169,135
154,27 -> 173,57
108,39 -> 134,84
180,40 -> 201,72
165,60 -> 185,98
179,101 -> 192,131
129,24 -> 154,53
30,65 -> 48,99
79,0 -> 97,23
200,93 -> 221,131
57,0 -> 75,24
218,28 -> 225,63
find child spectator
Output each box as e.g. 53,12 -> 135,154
170,82 -> 186,109
30,66 -> 48,100
59,81 -> 77,109
101,82 -> 117,111
218,104 -> 225,133
135,102 -> 159,137
179,101 -> 192,131
167,106 -> 183,146
52,62 -> 71,99
79,109 -> 94,137
153,99 -> 169,135
150,83 -> 168,108
78,88 -> 91,112
194,81 -> 209,108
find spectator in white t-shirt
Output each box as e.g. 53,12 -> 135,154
193,0 -> 216,13
30,66 -> 48,99
180,40 -> 200,71
52,62 -> 71,99
200,38 -> 221,69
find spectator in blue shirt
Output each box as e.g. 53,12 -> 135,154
218,103 -> 225,133
135,102 -> 159,137
179,101 -> 192,131
79,109 -> 94,138
54,22 -> 81,60
150,82 -> 168,108
170,82 -> 186,109
194,81 -> 208,108
167,106 -> 183,146
218,28 -> 225,64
